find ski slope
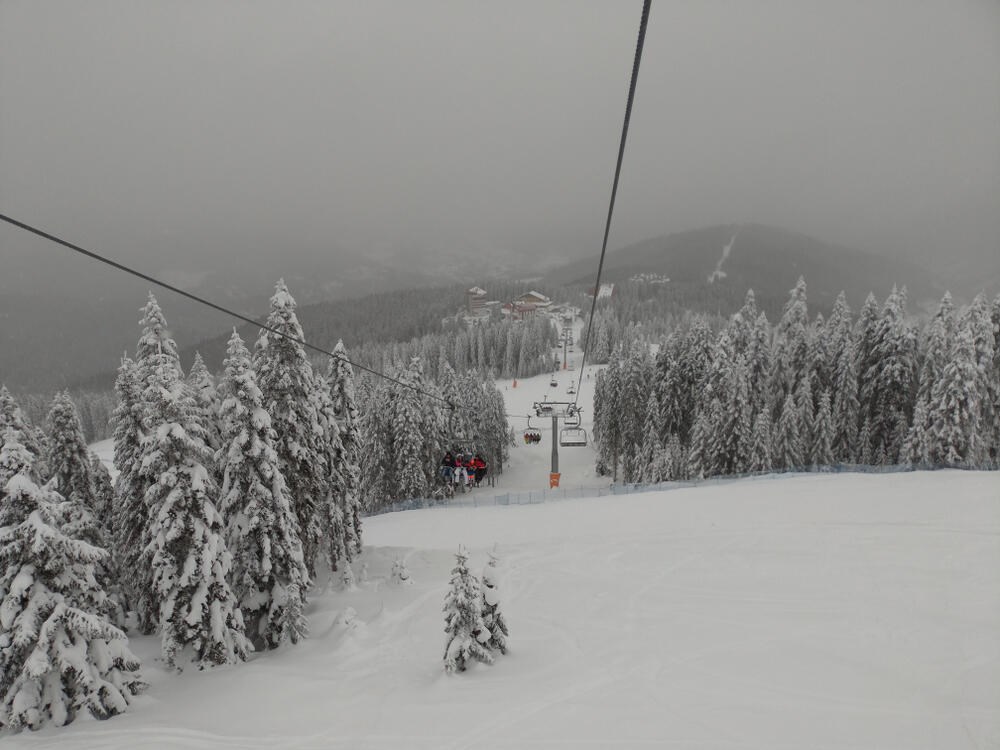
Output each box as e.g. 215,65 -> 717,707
26,338 -> 997,749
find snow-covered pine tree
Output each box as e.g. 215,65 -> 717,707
666,432 -> 688,481
831,339 -> 860,462
747,411 -> 773,473
772,393 -> 803,471
652,330 -> 684,443
807,312 -> 832,398
45,392 -> 125,627
595,355 -> 625,479
45,392 -> 97,512
0,385 -> 44,462
812,389 -> 835,469
967,293 -> 998,464
748,311 -> 773,420
794,373 -> 815,465
770,277 -> 810,409
861,287 -> 917,463
254,280 -> 326,577
0,427 -> 31,489
186,352 -> 222,478
0,435 -> 144,731
391,358 -> 432,500
327,340 -> 364,555
715,351 -> 753,475
110,355 -> 146,611
924,312 -> 986,467
857,416 -> 874,466
216,331 -> 309,650
687,406 -> 714,480
90,453 -> 115,525
313,376 -> 348,572
480,550 -> 509,655
442,546 -> 493,673
638,391 -> 664,484
854,292 -> 881,416
916,293 -> 956,407
135,293 -> 184,393
989,294 -> 1000,466
139,360 -> 250,668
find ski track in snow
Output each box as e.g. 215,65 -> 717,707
707,233 -> 737,284
35,319 -> 1000,749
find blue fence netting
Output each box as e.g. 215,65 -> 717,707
363,462 -> 973,517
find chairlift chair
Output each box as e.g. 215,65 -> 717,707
563,410 -> 581,428
523,415 -> 542,444
559,427 -> 588,447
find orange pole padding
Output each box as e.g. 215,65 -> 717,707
549,472 -> 561,488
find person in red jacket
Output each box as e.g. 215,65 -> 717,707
471,454 -> 488,487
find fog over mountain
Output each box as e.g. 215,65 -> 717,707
2,0 -> 997,277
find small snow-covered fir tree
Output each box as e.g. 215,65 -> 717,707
0,435 -> 144,731
391,557 -> 412,586
341,563 -> 357,591
443,546 -> 493,673
216,331 -> 309,650
480,550 -> 509,655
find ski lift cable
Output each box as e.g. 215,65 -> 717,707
0,211 -> 520,419
574,0 -> 652,408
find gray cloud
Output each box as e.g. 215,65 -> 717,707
2,0 -> 997,275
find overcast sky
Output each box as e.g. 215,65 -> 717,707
1,0 -> 997,276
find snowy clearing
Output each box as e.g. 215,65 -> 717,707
12,468 -> 999,749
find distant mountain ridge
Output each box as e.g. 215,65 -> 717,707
546,223 -> 948,312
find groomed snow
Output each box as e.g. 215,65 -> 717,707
11,469 -> 998,749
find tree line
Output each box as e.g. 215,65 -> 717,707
593,280 -> 1000,482
0,279 -> 510,732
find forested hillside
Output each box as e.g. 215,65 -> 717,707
546,224 -> 946,314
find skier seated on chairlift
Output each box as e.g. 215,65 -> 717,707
469,453 -> 488,486
441,451 -> 456,482
453,457 -> 471,489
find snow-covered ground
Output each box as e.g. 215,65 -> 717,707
32,338 -> 996,749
